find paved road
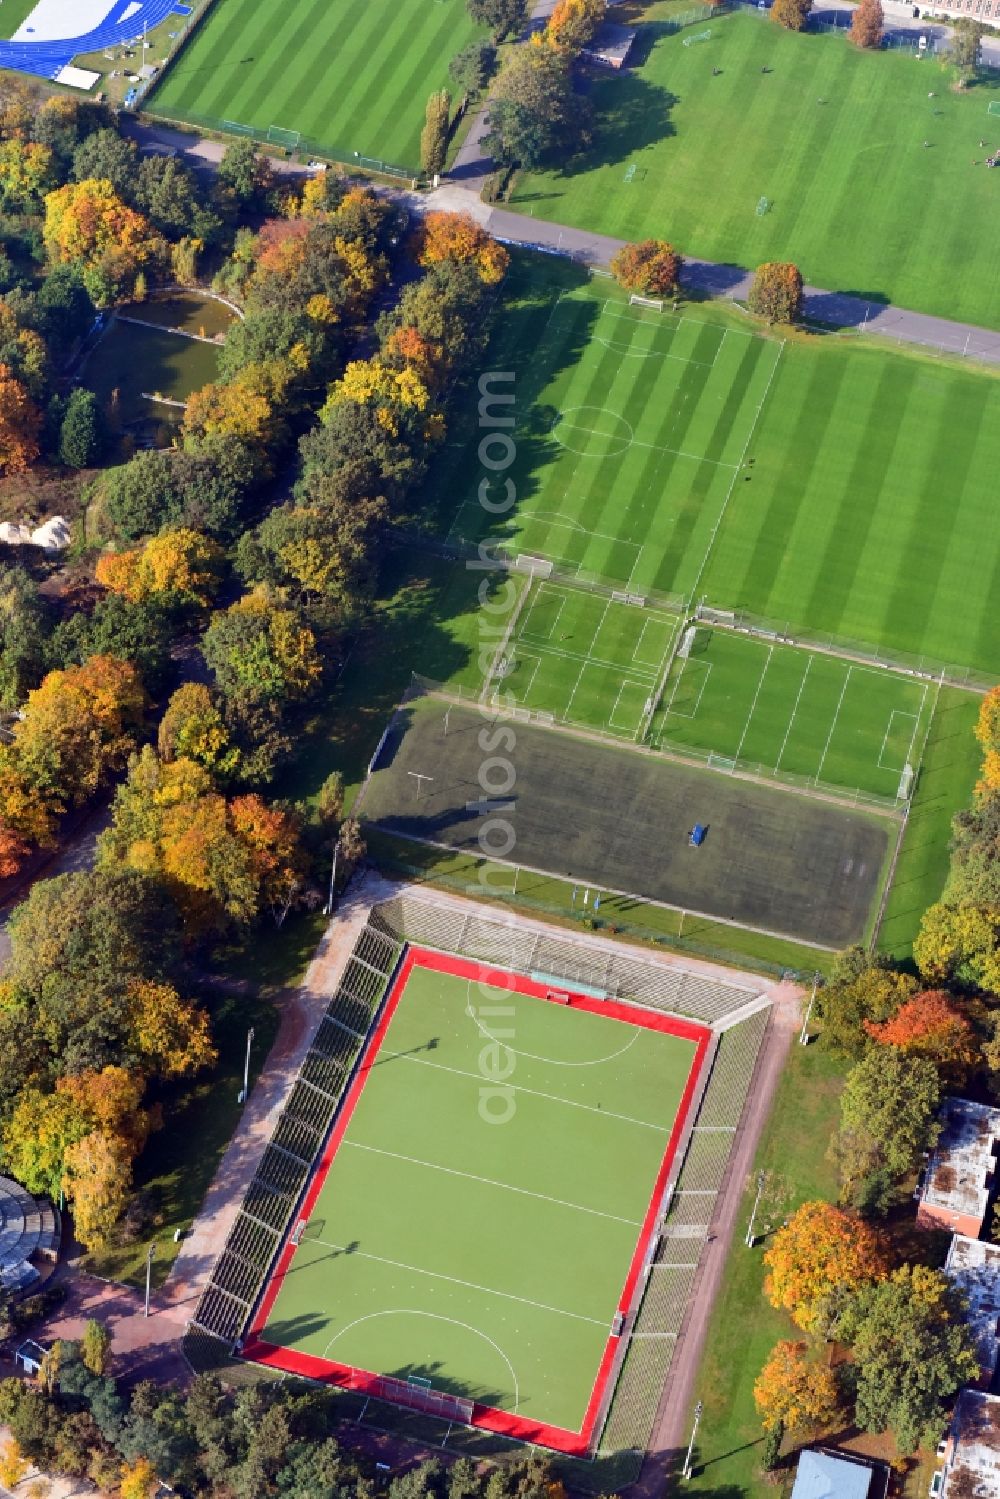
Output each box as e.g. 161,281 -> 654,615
126,115 -> 1000,364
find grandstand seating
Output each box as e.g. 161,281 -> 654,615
188,922 -> 402,1348
0,0 -> 182,81
369,890 -> 761,1025
594,1006 -> 769,1466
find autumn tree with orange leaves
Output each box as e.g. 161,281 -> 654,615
0,362 -> 41,474
865,990 -> 979,1084
610,239 -> 683,298
850,0 -> 884,47
43,178 -> 166,305
10,654 -> 145,810
96,529 -> 223,613
754,1340 -> 840,1433
764,1201 -> 888,1331
544,0 -> 606,52
101,746 -> 306,934
975,686 -> 1000,793
413,212 -> 509,285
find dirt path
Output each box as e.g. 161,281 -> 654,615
635,998 -> 800,1497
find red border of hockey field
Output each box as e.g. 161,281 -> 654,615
242,947 -> 712,1456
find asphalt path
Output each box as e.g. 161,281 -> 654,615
124,116 -> 1000,364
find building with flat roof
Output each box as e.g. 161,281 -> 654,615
944,1235 -> 1000,1388
582,22 -> 637,69
935,1389 -> 1000,1498
790,1449 -> 888,1499
916,1097 -> 1000,1239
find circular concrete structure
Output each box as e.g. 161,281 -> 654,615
0,1176 -> 60,1295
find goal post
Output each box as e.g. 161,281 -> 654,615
988,101 -> 1000,117
629,293 -> 665,312
371,1374 -> 474,1423
267,125 -> 301,150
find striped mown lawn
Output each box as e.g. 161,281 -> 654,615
702,336 -> 1000,677
428,259 -> 1000,678
441,276 -> 782,599
507,9 -> 1000,329
148,0 -> 484,171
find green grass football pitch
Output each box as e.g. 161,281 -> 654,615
430,260 -> 1000,679
483,583 -> 934,802
247,955 -> 705,1446
653,626 -> 935,803
507,10 -> 1000,329
147,0 -> 483,171
443,287 -> 782,599
490,581 -> 681,740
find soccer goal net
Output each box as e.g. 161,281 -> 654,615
897,763 -> 915,802
372,1375 -> 474,1423
696,605 -> 737,628
683,28 -> 712,45
513,554 -> 554,577
988,101 -> 1000,117
630,293 -> 665,311
267,125 -> 301,150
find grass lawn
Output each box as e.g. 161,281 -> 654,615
84,981 -> 281,1289
677,1039 -> 845,1497
246,951 -> 704,1447
83,317 -> 221,427
426,258 -> 1000,677
701,334 -> 1000,677
877,686 -> 983,962
148,0 -> 485,171
509,9 -> 1000,328
676,1036 -> 938,1499
439,270 -> 781,599
487,579 -> 681,739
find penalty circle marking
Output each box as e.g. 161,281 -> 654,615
550,406 -> 634,458
324,1309 -> 520,1412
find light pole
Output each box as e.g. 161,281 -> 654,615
144,1241 -> 156,1318
682,1400 -> 703,1480
746,1170 -> 767,1248
324,840 -> 339,917
238,1026 -> 255,1105
799,974 -> 820,1046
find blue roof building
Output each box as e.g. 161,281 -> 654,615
791,1450 -> 885,1499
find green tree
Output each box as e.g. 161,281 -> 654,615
486,45 -> 591,168
836,1265 -> 980,1452
420,90 -> 452,177
216,139 -> 274,210
449,41 -> 496,96
0,565 -> 50,707
81,1319 -> 112,1376
5,867 -> 179,1076
947,789 -> 1000,907
201,591 -> 322,709
71,129 -> 137,195
58,387 -> 104,467
46,594 -> 173,695
833,1048 -> 940,1214
951,17 -> 985,75
467,0 -> 528,41
814,948 -> 917,1058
